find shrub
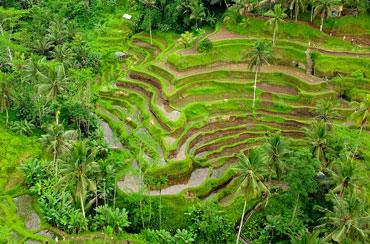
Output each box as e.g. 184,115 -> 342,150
197,38 -> 213,53
351,70 -> 364,81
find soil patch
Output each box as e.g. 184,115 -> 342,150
100,121 -> 123,149
209,26 -> 248,41
257,82 -> 299,95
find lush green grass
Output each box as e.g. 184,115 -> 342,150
223,10 -> 363,51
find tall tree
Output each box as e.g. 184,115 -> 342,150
189,2 -> 206,28
302,120 -> 332,167
325,155 -> 368,199
39,123 -> 77,177
350,94 -> 370,134
313,99 -> 337,124
233,148 -> 270,243
262,131 -> 290,184
156,176 -> 168,230
58,140 -> 101,218
264,4 -> 287,46
314,0 -> 341,31
37,65 -> 69,103
0,72 -> 11,125
245,40 -> 273,108
315,191 -> 370,243
286,150 -> 319,225
289,0 -> 305,22
140,0 -> 157,45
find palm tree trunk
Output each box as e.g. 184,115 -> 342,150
320,12 -> 324,31
310,6 -> 313,23
273,28 -> 276,46
253,71 -> 258,108
290,193 -> 300,224
149,10 -> 153,45
236,199 -> 247,244
159,189 -> 162,229
80,192 -> 86,218
295,5 -> 298,22
5,107 -> 8,126
113,176 -> 116,208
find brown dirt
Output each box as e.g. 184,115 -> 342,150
257,82 -> 299,95
260,93 -> 273,107
209,26 -> 249,41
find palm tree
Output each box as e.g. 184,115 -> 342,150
51,44 -> 74,65
289,0 -> 305,22
157,176 -> 168,230
140,0 -> 157,45
264,4 -> 287,46
23,56 -> 46,83
313,99 -> 337,124
314,0 -> 341,31
302,120 -> 332,167
32,37 -> 53,55
325,156 -> 367,199
350,94 -> 370,134
290,230 -> 322,244
233,148 -> 270,244
233,0 -> 256,17
58,140 -> 101,218
39,123 -> 77,177
307,0 -> 317,23
0,72 -> 11,125
37,65 -> 69,103
189,2 -> 206,29
262,131 -> 290,184
245,40 -> 273,108
315,191 -> 370,243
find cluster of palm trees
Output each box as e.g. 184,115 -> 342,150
233,97 -> 370,243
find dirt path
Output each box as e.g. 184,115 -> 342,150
209,26 -> 249,41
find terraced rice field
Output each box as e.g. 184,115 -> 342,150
98,25 -> 363,204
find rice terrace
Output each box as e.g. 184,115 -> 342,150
0,0 -> 369,243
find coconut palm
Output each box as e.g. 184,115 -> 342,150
350,94 -> 370,134
264,4 -> 287,46
0,72 -> 11,125
302,120 -> 332,167
22,56 -> 46,83
156,176 -> 168,230
325,155 -> 367,199
315,191 -> 370,243
233,0 -> 256,17
245,40 -> 273,108
32,37 -> 53,55
51,44 -> 74,65
288,0 -> 305,22
36,65 -> 69,103
233,148 -> 270,244
313,99 -> 338,124
262,131 -> 290,183
290,229 -> 322,244
39,123 -> 77,177
189,2 -> 206,28
140,0 -> 157,45
307,0 -> 317,23
314,0 -> 341,31
58,140 -> 101,218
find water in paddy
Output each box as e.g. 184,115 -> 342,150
13,194 -> 41,230
211,163 -> 235,179
100,121 -> 123,149
118,167 -> 210,195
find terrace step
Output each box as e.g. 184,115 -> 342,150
306,47 -> 313,75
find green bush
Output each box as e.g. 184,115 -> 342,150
197,38 -> 213,53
